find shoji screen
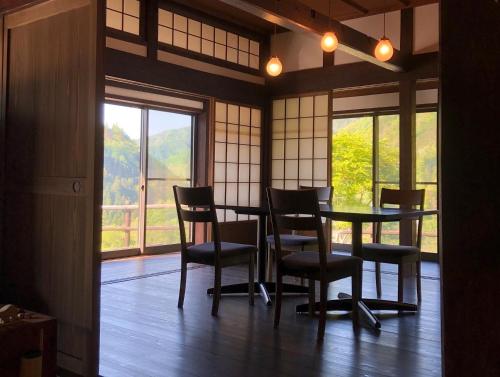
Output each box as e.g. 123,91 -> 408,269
214,102 -> 261,221
271,94 -> 329,189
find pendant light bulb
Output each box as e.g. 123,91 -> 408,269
266,56 -> 283,77
321,31 -> 338,53
374,37 -> 394,62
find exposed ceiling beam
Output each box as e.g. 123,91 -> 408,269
218,0 -> 404,72
340,0 -> 369,15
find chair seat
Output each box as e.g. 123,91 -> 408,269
186,242 -> 255,264
281,251 -> 361,279
267,234 -> 318,247
362,243 -> 420,263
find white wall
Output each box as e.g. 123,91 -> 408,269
270,31 -> 323,73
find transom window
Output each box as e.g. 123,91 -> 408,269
106,0 -> 141,35
158,8 -> 260,70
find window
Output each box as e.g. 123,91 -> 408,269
101,103 -> 193,254
271,95 -> 329,190
106,0 -> 141,36
331,114 -> 400,246
214,102 -> 262,222
158,8 -> 260,70
416,111 -> 439,253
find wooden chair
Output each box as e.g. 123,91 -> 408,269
267,188 -> 362,341
173,185 -> 256,316
362,188 -> 425,303
265,186 -> 333,281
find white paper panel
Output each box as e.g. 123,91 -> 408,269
299,117 -> 314,138
214,142 -> 226,162
227,47 -> 238,63
239,36 -> 249,51
228,104 -> 239,124
215,102 -> 226,122
239,163 -> 250,182
226,210 -> 237,221
249,55 -> 259,69
285,180 -> 298,190
227,32 -> 238,48
107,0 -> 122,12
272,139 -> 284,159
240,126 -> 250,144
250,146 -> 260,164
238,51 -> 249,66
300,96 -> 314,117
238,184 -> 250,206
173,30 -> 187,49
250,165 -> 260,182
227,163 -> 238,182
315,117 -> 328,137
214,183 -> 226,204
314,95 -> 329,116
285,118 -> 299,138
314,159 -> 328,180
227,123 -> 239,143
124,0 -> 139,15
123,15 -> 139,35
201,39 -> 214,56
188,35 -> 201,52
285,139 -> 299,159
227,144 -> 238,163
249,40 -> 259,56
313,180 -> 328,188
314,138 -> 328,159
202,24 -> 214,40
272,180 -> 284,189
273,99 -> 285,119
226,183 -> 238,205
106,9 -> 122,29
214,43 -> 226,59
285,160 -> 298,179
299,159 -> 313,179
158,9 -> 172,27
214,28 -> 226,44
272,120 -> 285,139
332,93 -> 399,112
240,107 -> 250,126
239,145 -> 250,163
214,162 -> 225,182
250,183 -> 260,206
299,139 -> 313,159
272,160 -> 284,179
251,127 -> 260,145
174,14 -> 187,32
251,108 -> 261,127
299,180 -> 313,188
188,19 -> 201,36
286,98 -> 299,118
215,122 -> 226,142
158,26 -> 173,45
216,209 -> 225,222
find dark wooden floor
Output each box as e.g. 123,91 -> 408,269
99,253 -> 442,377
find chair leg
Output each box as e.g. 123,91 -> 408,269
274,271 -> 283,328
211,265 -> 222,316
266,245 -> 273,282
375,262 -> 382,298
249,252 -> 255,306
317,280 -> 328,342
397,263 -> 404,304
352,265 -> 362,330
308,278 -> 315,317
416,259 -> 422,303
178,258 -> 187,308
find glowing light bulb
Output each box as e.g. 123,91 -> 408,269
321,31 -> 338,53
374,37 -> 394,62
266,56 -> 283,77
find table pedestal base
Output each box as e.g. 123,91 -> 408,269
295,292 -> 418,329
207,282 -> 309,306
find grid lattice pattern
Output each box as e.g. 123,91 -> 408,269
214,102 -> 261,222
271,95 -> 329,189
106,0 -> 141,35
158,8 -> 260,70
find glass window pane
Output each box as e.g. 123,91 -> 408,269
377,114 -> 400,183
101,104 -> 141,252
146,110 -> 192,247
416,112 -> 438,183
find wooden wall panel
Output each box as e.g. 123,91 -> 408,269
440,0 -> 500,376
1,1 -> 101,375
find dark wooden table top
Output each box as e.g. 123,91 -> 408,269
217,204 -> 439,222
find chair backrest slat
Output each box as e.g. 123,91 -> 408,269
376,188 -> 426,248
173,185 -> 222,256
267,188 -> 328,274
299,186 -> 333,204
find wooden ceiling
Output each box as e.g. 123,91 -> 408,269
170,0 -> 438,35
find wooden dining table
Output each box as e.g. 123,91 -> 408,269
212,204 -> 438,329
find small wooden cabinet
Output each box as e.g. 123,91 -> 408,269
0,313 -> 57,377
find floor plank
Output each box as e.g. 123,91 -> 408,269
100,253 -> 441,377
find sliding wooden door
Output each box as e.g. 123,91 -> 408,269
1,1 -> 103,375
